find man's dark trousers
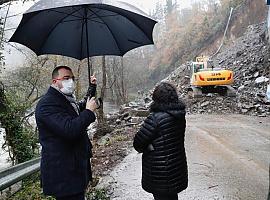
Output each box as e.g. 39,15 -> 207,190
56,192 -> 85,200
153,194 -> 178,200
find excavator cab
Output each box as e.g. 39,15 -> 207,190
192,63 -> 204,73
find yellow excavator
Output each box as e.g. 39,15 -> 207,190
188,56 -> 236,97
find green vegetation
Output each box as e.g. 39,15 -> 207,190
0,87 -> 38,163
87,188 -> 109,200
7,175 -> 109,200
6,174 -> 54,200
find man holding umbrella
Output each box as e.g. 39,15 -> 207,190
11,1 -> 157,198
35,66 -> 98,200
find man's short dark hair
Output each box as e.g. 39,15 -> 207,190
52,66 -> 72,79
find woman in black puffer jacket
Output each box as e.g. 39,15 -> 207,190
133,82 -> 188,200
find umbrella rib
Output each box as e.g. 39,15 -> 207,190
123,16 -> 153,43
127,39 -> 144,45
84,19 -> 105,25
117,12 -> 155,43
88,14 -> 119,20
37,7 -> 83,54
80,18 -> 85,60
49,8 -> 83,19
91,5 -> 154,43
86,8 -> 119,22
71,6 -> 84,18
87,7 -> 123,55
62,19 -> 83,23
87,9 -> 102,18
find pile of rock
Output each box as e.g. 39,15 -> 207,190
107,23 -> 270,117
217,23 -> 269,116
106,100 -> 150,128
126,23 -> 269,117
159,22 -> 270,117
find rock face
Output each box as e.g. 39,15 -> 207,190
140,23 -> 270,117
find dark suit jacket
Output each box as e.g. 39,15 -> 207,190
35,86 -> 96,197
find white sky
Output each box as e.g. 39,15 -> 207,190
0,0 -> 193,69
125,0 -> 192,12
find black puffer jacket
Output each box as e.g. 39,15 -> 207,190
133,101 -> 188,195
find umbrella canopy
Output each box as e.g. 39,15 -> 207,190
9,0 -> 157,77
9,0 -> 157,79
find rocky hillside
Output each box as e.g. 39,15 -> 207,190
137,22 -> 270,117
201,0 -> 267,58
167,22 -> 270,117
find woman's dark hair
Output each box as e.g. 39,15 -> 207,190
152,82 -> 179,104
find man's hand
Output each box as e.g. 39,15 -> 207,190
86,97 -> 97,111
90,73 -> 97,85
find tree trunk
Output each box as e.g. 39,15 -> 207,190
100,56 -> 106,99
106,63 -> 114,101
112,58 -> 121,104
97,56 -> 106,123
95,56 -> 112,139
120,58 -> 125,102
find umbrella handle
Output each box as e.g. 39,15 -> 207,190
87,56 -> 92,86
84,6 -> 92,86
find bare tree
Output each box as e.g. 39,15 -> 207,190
0,0 -> 30,6
97,56 -> 106,123
95,56 -> 112,138
120,57 -> 127,103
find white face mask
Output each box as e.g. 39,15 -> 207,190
60,79 -> 75,95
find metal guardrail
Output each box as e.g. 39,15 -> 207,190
0,157 -> 41,191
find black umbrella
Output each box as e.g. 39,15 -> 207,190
9,0 -> 157,81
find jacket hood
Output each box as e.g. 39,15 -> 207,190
150,101 -> 186,119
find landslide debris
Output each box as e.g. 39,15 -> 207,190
154,22 -> 270,117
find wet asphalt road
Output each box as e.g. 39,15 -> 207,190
98,114 -> 270,200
